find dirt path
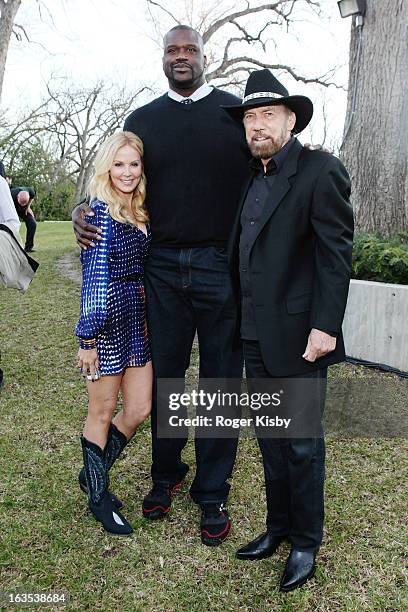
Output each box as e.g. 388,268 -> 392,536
56,251 -> 81,285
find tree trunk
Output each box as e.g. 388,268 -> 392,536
340,0 -> 408,236
0,0 -> 22,104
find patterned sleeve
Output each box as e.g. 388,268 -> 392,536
75,202 -> 112,342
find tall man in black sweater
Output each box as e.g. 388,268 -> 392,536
73,25 -> 250,545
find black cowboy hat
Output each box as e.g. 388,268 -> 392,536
222,69 -> 313,134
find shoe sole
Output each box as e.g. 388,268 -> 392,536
235,550 -> 276,560
142,505 -> 170,520
96,522 -> 133,537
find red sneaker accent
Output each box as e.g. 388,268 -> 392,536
142,480 -> 184,520
170,481 -> 182,495
143,504 -> 170,514
201,518 -> 232,541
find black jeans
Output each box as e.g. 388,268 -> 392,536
145,246 -> 243,504
21,212 -> 36,250
244,340 -> 327,551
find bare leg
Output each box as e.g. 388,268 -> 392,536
113,361 -> 153,439
83,374 -> 122,448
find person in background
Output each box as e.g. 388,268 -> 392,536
75,131 -> 152,536
10,186 -> 37,252
0,176 -> 20,236
0,175 -> 39,386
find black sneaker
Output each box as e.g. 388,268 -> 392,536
200,503 -> 232,546
142,481 -> 183,520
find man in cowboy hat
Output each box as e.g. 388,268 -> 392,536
224,70 -> 354,591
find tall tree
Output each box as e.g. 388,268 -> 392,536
145,0 -> 340,90
0,0 -> 22,103
340,0 -> 408,236
1,78 -> 150,200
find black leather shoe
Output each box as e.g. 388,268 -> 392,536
142,481 -> 183,520
200,503 -> 232,546
279,549 -> 316,592
236,532 -> 286,560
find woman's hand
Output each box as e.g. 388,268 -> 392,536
77,348 -> 100,381
72,202 -> 102,249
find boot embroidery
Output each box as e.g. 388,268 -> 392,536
84,447 -> 106,504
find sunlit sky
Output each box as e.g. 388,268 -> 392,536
3,0 -> 351,148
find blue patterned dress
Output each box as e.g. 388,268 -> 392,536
75,200 -> 151,375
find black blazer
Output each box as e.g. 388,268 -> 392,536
228,139 -> 354,376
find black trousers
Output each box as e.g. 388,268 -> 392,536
20,212 -> 36,250
145,246 -> 243,504
244,340 -> 327,551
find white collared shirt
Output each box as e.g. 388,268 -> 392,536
0,176 -> 20,235
168,82 -> 213,103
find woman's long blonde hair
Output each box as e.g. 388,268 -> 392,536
88,131 -> 148,225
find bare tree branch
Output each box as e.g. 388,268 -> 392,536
2,78 -> 152,200
143,0 -> 341,95
146,0 -> 181,28
202,2 -> 284,44
207,56 -> 343,90
12,22 -> 29,41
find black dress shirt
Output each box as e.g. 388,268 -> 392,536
239,138 -> 296,340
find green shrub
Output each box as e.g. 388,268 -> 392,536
3,138 -> 76,221
352,232 -> 408,284
34,185 -> 75,221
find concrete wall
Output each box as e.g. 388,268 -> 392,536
343,280 -> 408,372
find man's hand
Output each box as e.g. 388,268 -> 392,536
72,202 -> 102,249
303,143 -> 331,153
302,328 -> 336,362
77,347 -> 100,381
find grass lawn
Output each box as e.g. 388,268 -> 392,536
0,222 -> 407,611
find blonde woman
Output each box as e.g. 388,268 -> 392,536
75,131 -> 152,535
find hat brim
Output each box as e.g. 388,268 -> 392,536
222,95 -> 313,134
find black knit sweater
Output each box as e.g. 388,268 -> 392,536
124,88 -> 250,247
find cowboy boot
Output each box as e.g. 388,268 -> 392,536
79,423 -> 127,508
80,435 -> 133,536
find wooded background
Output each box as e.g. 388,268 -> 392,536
1,0 -> 407,236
